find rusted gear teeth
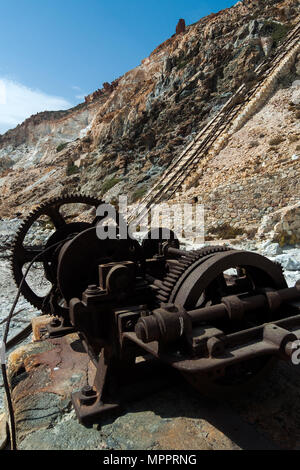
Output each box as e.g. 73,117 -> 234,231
157,245 -> 232,304
11,193 -> 104,309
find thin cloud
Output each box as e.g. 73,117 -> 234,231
0,78 -> 71,135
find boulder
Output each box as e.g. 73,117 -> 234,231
259,241 -> 282,256
257,202 -> 300,246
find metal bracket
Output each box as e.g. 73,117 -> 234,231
71,344 -> 178,425
45,318 -> 75,338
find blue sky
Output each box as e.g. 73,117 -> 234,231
0,0 -> 235,134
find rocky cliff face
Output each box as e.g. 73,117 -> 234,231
185,77 -> 300,241
0,0 -> 299,240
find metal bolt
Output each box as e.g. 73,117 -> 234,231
81,385 -> 96,397
86,285 -> 101,294
125,320 -> 133,330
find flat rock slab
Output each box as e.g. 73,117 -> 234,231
7,332 -> 92,446
5,331 -> 300,450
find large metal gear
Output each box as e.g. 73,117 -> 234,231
11,193 -> 105,311
158,247 -> 288,394
157,245 -> 232,304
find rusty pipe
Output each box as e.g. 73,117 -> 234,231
188,282 -> 300,324
135,282 -> 300,344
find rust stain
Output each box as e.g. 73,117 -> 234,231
10,334 -> 91,402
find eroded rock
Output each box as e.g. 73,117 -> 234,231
261,36 -> 273,56
176,19 -> 186,35
257,202 -> 300,245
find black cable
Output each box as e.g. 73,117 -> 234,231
6,324 -> 33,351
1,237 -> 70,450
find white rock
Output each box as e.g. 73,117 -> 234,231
291,87 -> 300,105
291,154 -> 299,161
275,254 -> 300,271
260,242 -> 282,256
284,270 -> 300,287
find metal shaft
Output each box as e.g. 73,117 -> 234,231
188,283 -> 300,324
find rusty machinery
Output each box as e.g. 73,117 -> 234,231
11,195 -> 300,425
